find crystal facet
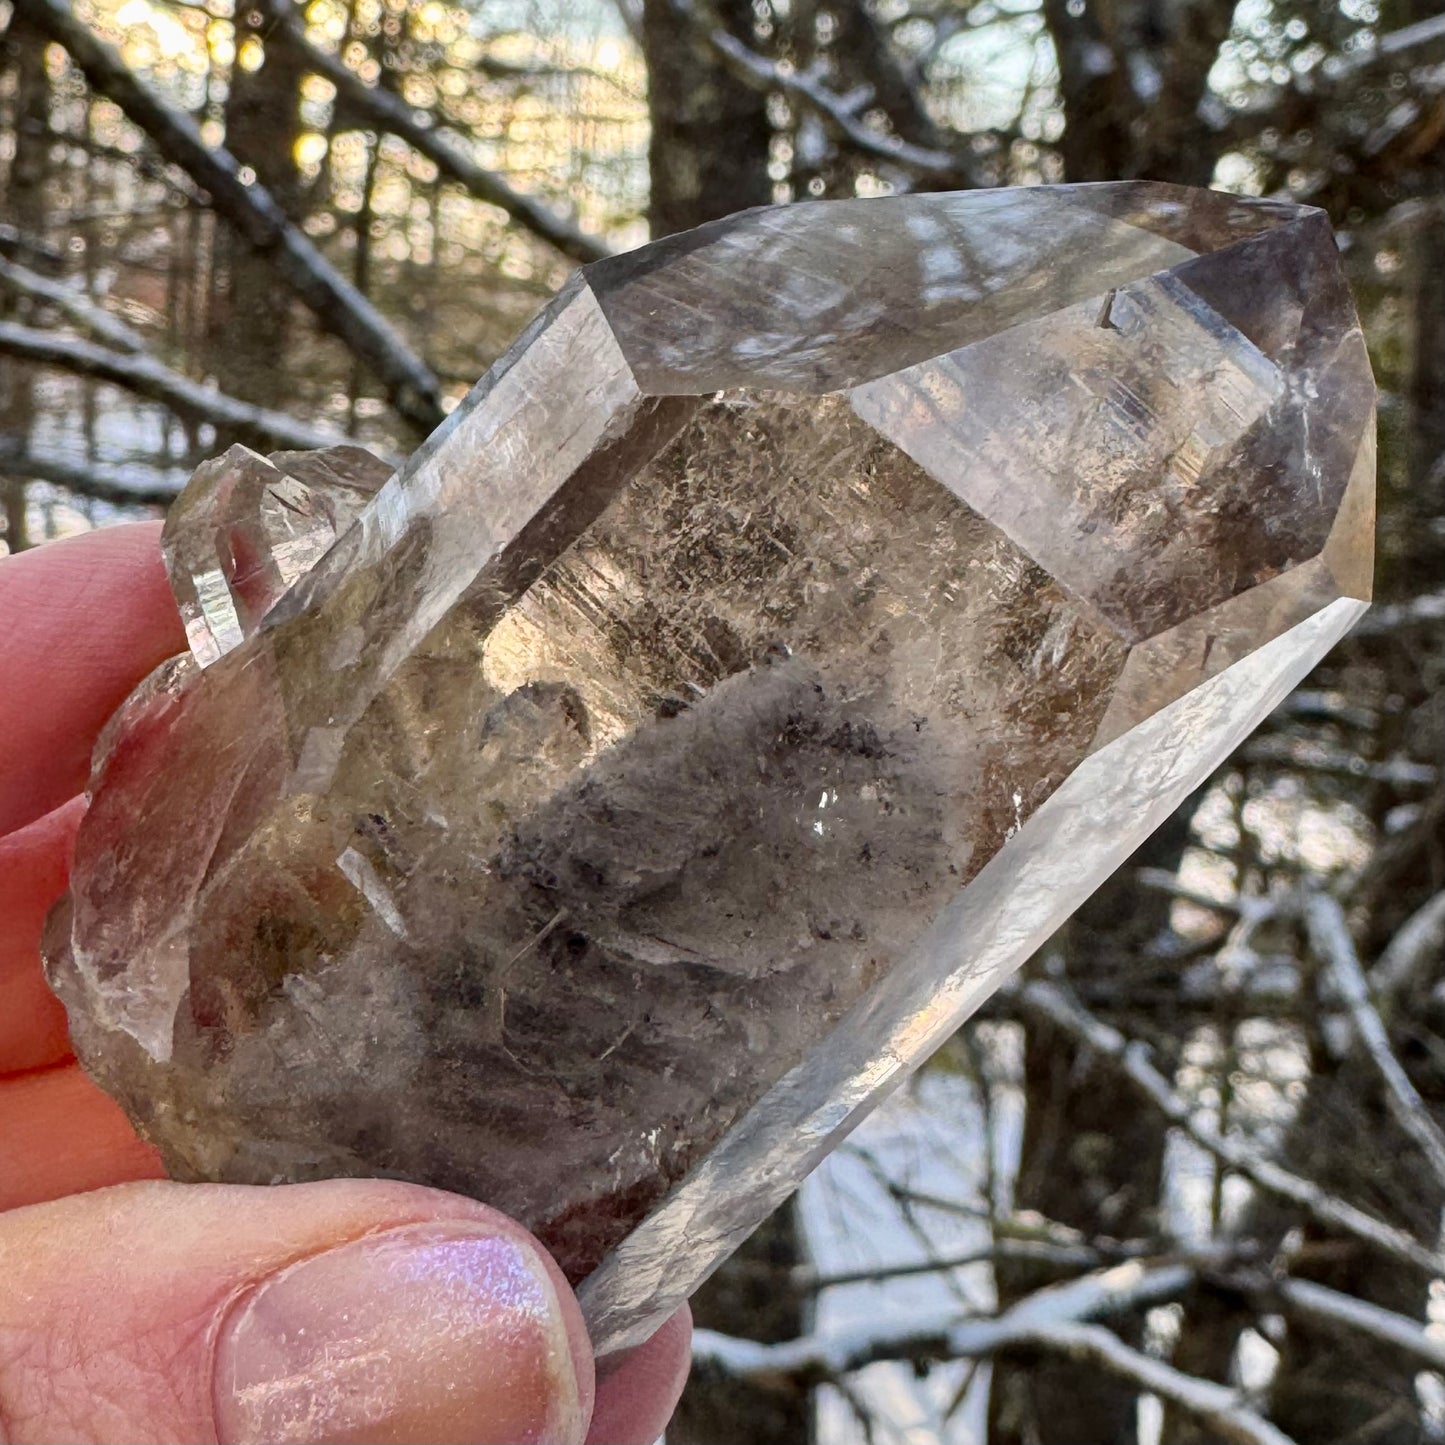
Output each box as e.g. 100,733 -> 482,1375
44,184 -> 1375,1352
163,443 -> 392,666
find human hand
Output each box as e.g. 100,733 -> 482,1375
0,522 -> 690,1445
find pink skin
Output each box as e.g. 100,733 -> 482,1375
0,524 -> 690,1445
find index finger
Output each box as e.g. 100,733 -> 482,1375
0,522 -> 186,837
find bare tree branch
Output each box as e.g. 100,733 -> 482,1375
1242,735 -> 1437,786
1349,11 -> 1445,69
794,1238 -> 1112,1293
256,0 -> 609,266
0,446 -> 183,507
827,0 -> 949,154
664,0 -> 979,185
696,1261 -> 1296,1445
1272,1276 -> 1445,1373
11,0 -> 446,433
1279,689 -> 1381,730
693,1260 -> 1192,1377
1032,1322 -> 1296,1445
1350,783 -> 1445,918
1013,977 -> 1445,1277
0,321 -> 350,454
1306,892 -> 1445,1191
1137,866 -> 1247,915
1354,589 -> 1445,634
837,1160 -> 1139,1256
0,256 -> 148,353
0,224 -> 63,273
1247,20 -> 1445,207
1372,889 -> 1445,998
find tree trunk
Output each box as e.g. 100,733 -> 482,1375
643,0 -> 773,238
1040,0 -> 1137,181
214,8 -> 306,412
1407,199 -> 1445,579
668,1205 -> 812,1445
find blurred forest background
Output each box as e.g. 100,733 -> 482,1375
1,0 -> 1443,1440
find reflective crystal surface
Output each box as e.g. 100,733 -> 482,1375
164,444 -> 392,666
45,184 -> 1375,1353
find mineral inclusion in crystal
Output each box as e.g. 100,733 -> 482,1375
45,183 -> 1375,1351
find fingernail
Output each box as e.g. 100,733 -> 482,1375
214,1222 -> 588,1445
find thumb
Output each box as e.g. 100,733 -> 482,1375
0,1178 -> 594,1445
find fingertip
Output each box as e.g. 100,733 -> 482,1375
0,797 -> 86,1075
0,521 -> 184,834
0,1063 -> 164,1210
0,1180 -> 596,1445
215,1221 -> 592,1445
588,1307 -> 693,1445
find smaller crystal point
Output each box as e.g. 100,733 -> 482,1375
162,444 -> 392,667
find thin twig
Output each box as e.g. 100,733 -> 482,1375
0,320 -> 349,454
845,1143 -> 986,1310
1306,893 -> 1445,1192
879,1183 -> 1126,1254
0,255 -> 148,353
1013,977 -> 1445,1277
828,0 -> 949,153
0,224 -> 64,273
793,1238 -> 1109,1293
1136,867 -> 1244,916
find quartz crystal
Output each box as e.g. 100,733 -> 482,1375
163,445 -> 392,666
45,183 -> 1375,1353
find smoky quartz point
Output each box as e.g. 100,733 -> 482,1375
45,183 -> 1375,1353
